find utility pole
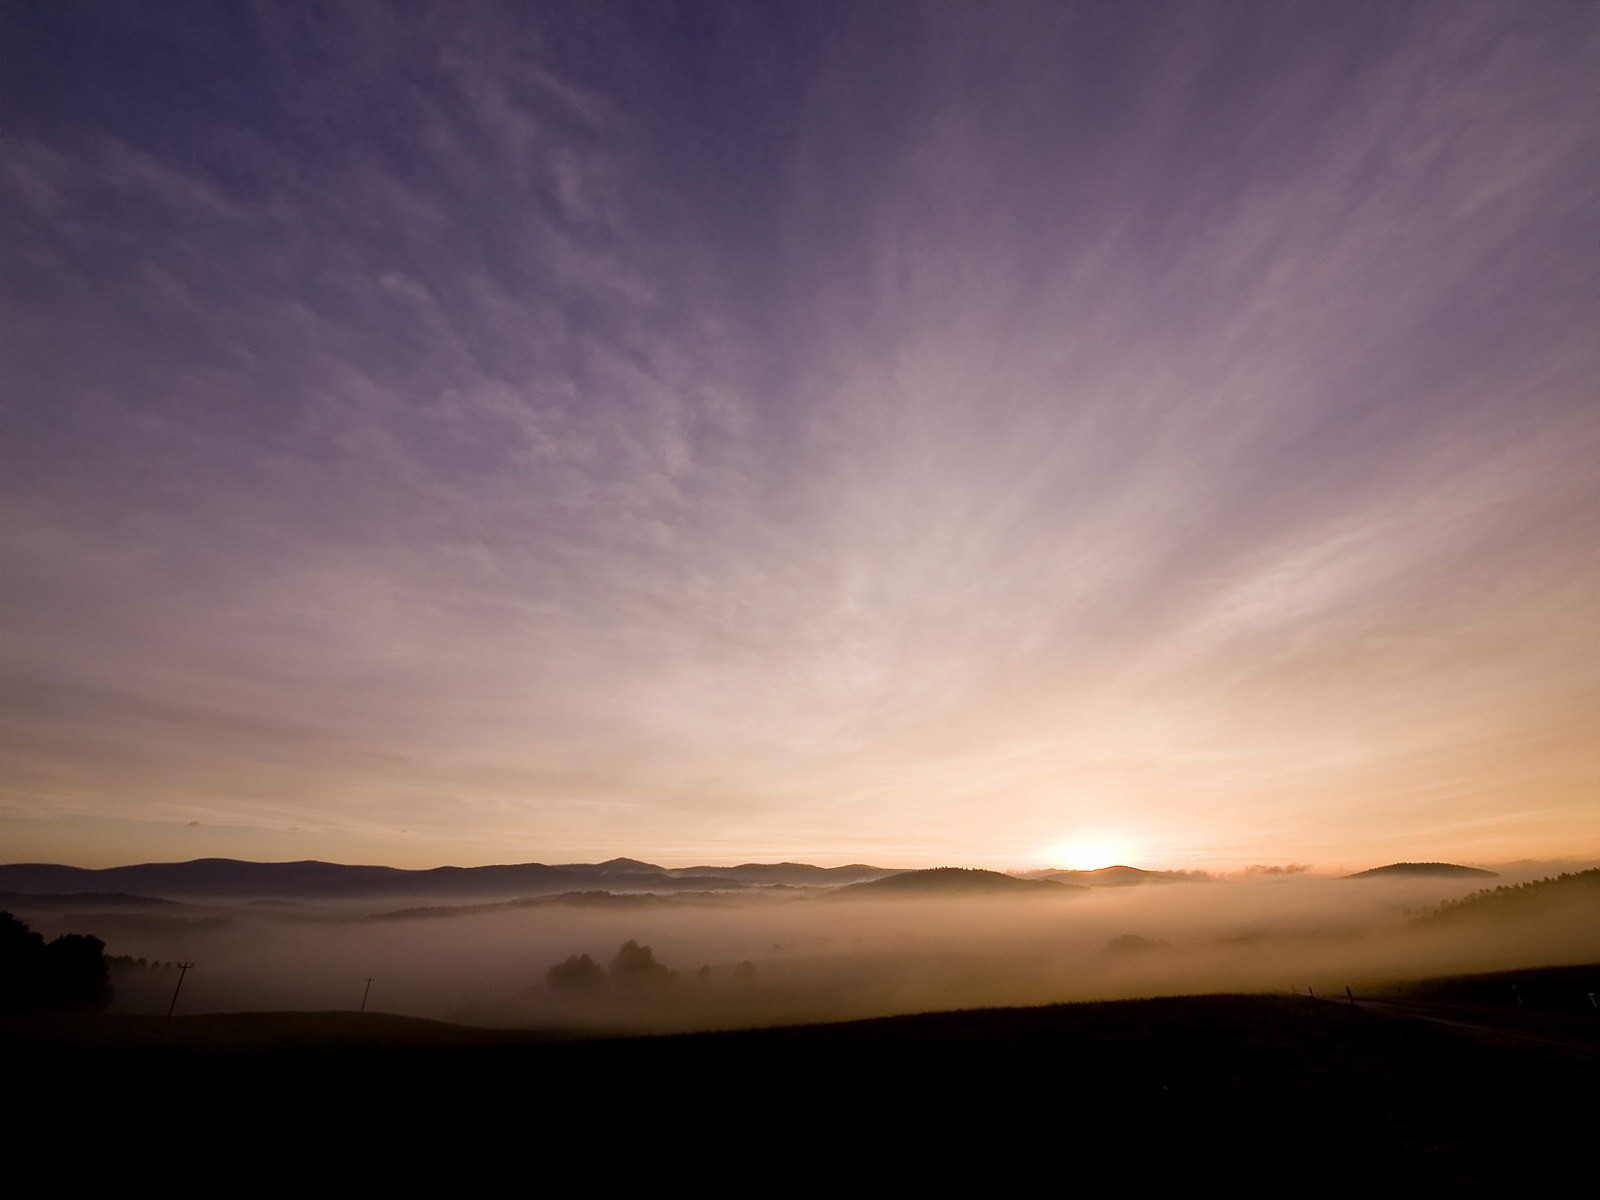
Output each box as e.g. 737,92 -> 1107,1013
360,977 -> 374,1014
166,962 -> 195,1018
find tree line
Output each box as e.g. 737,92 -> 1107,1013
546,939 -> 756,998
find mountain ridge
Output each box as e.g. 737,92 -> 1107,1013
1013,865 -> 1210,887
1344,862 -> 1498,880
828,867 -> 1079,899
0,856 -> 902,901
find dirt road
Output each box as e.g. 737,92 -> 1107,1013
1355,995 -> 1600,1056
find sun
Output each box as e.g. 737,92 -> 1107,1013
1046,841 -> 1124,871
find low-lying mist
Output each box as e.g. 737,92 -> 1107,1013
14,871 -> 1599,1032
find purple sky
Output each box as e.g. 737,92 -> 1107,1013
3,2 -> 1597,870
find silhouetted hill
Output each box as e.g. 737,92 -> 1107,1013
828,867 -> 1077,898
0,1009 -> 531,1051
1344,862 -> 1498,879
0,890 -> 220,936
0,858 -> 416,898
1015,865 -> 1209,887
568,857 -> 663,877
0,891 -> 180,910
0,856 -> 900,902
363,888 -> 780,922
1367,961 -> 1600,1015
1417,868 -> 1600,923
6,994 -> 1594,1187
672,862 -> 897,886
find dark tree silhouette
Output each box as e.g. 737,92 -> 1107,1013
0,911 -> 112,1012
608,939 -> 674,992
546,953 -> 609,997
0,911 -> 44,1011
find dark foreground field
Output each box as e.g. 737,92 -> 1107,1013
8,992 -> 1594,1191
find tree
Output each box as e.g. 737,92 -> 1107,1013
546,953 -> 608,998
608,939 -> 674,993
0,911 -> 113,1013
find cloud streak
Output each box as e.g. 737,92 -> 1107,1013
2,2 -> 1596,869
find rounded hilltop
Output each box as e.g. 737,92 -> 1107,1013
1344,862 -> 1498,879
827,867 -> 1079,899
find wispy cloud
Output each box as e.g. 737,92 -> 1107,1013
2,2 -> 1596,868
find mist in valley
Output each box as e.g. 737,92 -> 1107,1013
14,866 -> 1598,1033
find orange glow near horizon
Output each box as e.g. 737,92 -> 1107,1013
1045,842 -> 1129,871
3,5 -> 1598,877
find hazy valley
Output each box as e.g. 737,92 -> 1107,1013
5,856 -> 1597,1034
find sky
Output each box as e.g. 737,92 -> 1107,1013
2,1 -> 1596,872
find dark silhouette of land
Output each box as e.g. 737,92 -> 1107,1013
6,989 -> 1593,1188
1417,867 -> 1600,923
1015,864 -> 1210,886
1377,961 -> 1600,1013
0,911 -> 111,1012
6,875 -> 1596,1187
0,856 -> 903,901
827,866 -> 1077,898
0,891 -> 182,909
1345,862 -> 1499,879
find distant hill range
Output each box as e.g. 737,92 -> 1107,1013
1344,862 -> 1499,880
1014,865 -> 1209,887
0,891 -> 182,909
828,867 -> 1079,899
0,857 -> 901,902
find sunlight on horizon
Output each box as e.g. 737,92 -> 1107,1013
1045,842 -> 1130,871
1,2 -> 1596,872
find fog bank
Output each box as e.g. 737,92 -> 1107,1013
9,871 -> 1597,1031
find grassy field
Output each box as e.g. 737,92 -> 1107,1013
8,989 -> 1594,1190
1368,961 -> 1600,1013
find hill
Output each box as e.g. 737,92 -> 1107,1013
4,993 -> 1593,1186
362,888 -> 781,922
1417,867 -> 1600,924
827,867 -> 1077,898
1344,862 -> 1498,879
669,861 -> 895,886
1015,865 -> 1209,887
0,891 -> 179,910
1366,961 -> 1600,1015
0,856 -> 901,902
